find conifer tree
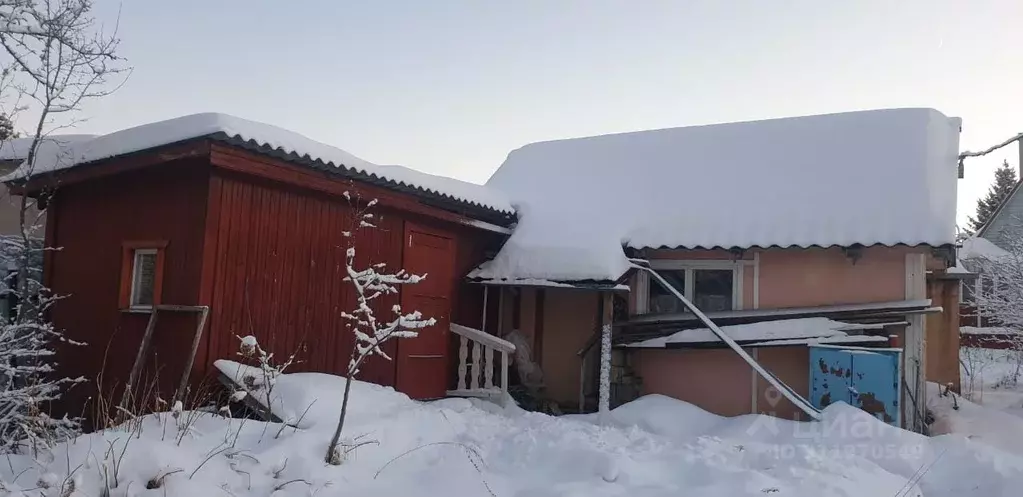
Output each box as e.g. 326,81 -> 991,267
968,160 -> 1018,234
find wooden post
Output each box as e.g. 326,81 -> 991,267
471,341 -> 482,390
1018,136 -> 1023,181
598,292 -> 613,421
458,336 -> 468,390
172,305 -> 211,404
481,286 -> 489,333
904,253 -> 928,432
501,350 -> 509,405
121,309 -> 160,411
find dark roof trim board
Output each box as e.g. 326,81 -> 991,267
620,335 -> 892,350
467,277 -> 628,292
615,299 -> 938,344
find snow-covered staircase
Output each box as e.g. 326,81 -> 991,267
447,323 -> 516,405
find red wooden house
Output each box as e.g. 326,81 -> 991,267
13,113 -> 514,413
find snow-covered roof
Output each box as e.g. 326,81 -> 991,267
625,317 -> 888,348
0,135 -> 96,165
959,236 -> 1009,260
472,108 -> 962,282
5,113 -> 513,215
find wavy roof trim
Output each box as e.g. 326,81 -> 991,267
4,113 -> 513,216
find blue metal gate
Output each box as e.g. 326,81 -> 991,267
809,345 -> 902,426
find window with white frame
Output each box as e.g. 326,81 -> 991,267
643,261 -> 739,314
129,248 -> 158,309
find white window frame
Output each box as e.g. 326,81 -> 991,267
639,260 -> 743,314
129,248 -> 158,311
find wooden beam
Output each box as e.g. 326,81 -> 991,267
534,289 -> 545,364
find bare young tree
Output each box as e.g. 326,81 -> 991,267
966,231 -> 1023,384
0,0 -> 123,454
325,192 -> 435,465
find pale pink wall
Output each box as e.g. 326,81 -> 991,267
757,246 -> 913,308
632,346 -> 812,419
755,347 -> 811,420
633,348 -> 753,417
540,289 -> 598,405
639,246 -> 918,310
743,265 -> 755,309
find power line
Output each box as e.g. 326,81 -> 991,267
958,132 -> 1023,178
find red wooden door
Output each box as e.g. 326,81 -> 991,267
396,222 -> 455,399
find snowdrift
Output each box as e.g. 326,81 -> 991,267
2,370 -> 1022,496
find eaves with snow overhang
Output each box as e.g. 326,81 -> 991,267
5,113 -> 516,226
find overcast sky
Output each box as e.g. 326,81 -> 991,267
26,1 -> 1023,229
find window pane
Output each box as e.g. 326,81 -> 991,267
132,252 -> 156,306
648,270 -> 686,314
693,269 -> 733,312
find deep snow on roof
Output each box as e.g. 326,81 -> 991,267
472,108 -> 962,282
5,113 -> 512,214
0,135 -> 96,164
959,236 -> 1009,260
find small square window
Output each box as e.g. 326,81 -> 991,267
130,249 -> 158,309
643,263 -> 738,315
693,269 -> 734,312
649,270 -> 685,314
120,242 -> 165,311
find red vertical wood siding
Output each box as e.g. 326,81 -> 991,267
48,160 -> 210,414
200,172 -> 404,385
44,142 -> 508,413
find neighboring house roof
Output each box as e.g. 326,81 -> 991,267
3,113 -> 514,217
471,108 -> 962,282
959,236 -> 1009,260
976,179 -> 1023,245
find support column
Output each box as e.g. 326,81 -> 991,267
598,291 -> 613,423
904,252 -> 928,432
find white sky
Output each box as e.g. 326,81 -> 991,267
13,1 -> 1023,229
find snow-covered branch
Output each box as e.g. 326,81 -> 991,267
966,230 -> 1023,384
0,0 -> 123,456
326,191 -> 435,464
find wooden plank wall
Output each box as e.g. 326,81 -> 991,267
48,160 -> 210,416
200,172 -> 404,386
926,277 -> 962,392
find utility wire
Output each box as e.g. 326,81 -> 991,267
959,132 -> 1023,173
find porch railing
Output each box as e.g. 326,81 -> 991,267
447,323 -> 516,404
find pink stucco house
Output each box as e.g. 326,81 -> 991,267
466,108 -> 964,432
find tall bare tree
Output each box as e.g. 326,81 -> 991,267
0,0 -> 124,454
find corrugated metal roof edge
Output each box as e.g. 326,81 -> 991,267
18,133 -> 517,228
212,134 -> 516,225
628,241 -> 956,252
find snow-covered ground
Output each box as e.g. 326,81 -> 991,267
959,346 -> 1023,418
3,359 -> 1023,496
